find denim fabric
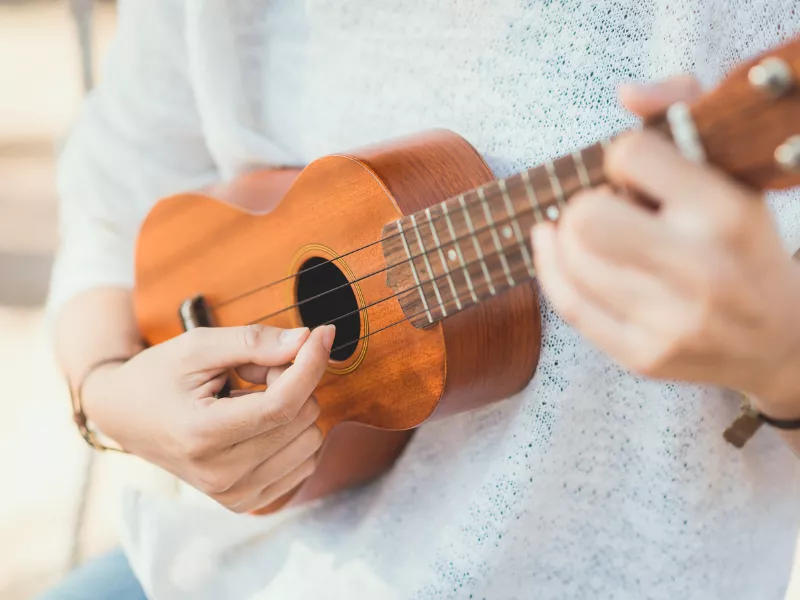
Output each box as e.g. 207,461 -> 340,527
36,549 -> 146,600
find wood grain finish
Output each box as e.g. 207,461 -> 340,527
687,39 -> 800,191
134,130 -> 542,513
382,143 -> 606,328
352,130 -> 542,420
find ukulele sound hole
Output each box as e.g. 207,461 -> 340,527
295,256 -> 360,361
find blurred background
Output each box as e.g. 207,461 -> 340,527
0,1 -> 163,598
0,1 -> 799,599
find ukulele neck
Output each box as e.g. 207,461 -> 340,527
381,139 -> 611,328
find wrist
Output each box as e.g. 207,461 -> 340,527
74,359 -> 129,451
748,262 -> 800,419
749,385 -> 800,421
81,362 -> 124,421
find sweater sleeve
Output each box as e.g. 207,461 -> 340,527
47,0 -> 219,321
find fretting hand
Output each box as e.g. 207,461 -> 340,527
80,324 -> 335,513
531,76 -> 800,418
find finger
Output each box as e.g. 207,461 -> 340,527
267,365 -> 286,386
204,325 -> 334,442
558,234 -> 673,326
562,189 -> 673,273
243,455 -> 318,514
178,324 -> 310,375
532,222 -> 649,358
603,129 -> 749,214
256,325 -> 333,431
222,425 -> 323,513
557,198 -> 674,322
532,222 -> 620,329
220,396 -> 320,474
235,363 -> 286,385
618,75 -> 702,118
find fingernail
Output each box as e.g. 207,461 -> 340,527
279,327 -> 309,345
321,325 -> 336,352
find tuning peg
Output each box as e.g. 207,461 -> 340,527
749,57 -> 795,97
775,136 -> 800,172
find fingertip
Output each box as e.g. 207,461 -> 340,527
617,80 -> 662,114
617,75 -> 703,117
297,324 -> 335,359
321,324 -> 335,353
617,80 -> 643,100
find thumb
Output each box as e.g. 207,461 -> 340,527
618,75 -> 703,119
177,324 -> 310,374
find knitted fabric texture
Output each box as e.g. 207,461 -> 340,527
49,1 -> 800,598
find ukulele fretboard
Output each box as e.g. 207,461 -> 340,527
381,140 -> 609,327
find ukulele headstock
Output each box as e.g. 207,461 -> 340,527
681,36 -> 800,191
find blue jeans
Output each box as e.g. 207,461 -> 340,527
36,549 -> 146,600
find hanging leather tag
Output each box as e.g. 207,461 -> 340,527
723,395 -> 763,448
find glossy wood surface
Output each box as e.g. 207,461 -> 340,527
134,130 -> 542,512
688,39 -> 800,191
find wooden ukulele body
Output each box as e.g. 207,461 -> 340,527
134,130 -> 542,511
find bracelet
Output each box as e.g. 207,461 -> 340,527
754,409 -> 800,430
67,356 -> 131,453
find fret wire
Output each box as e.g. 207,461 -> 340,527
571,151 -> 591,189
396,220 -> 433,324
521,169 -> 545,222
344,244 -> 540,336
218,137 -> 612,313
477,186 -> 515,287
425,207 -> 462,311
545,161 -> 567,207
498,178 -> 535,278
417,246 -> 536,323
410,213 -> 446,317
459,194 -> 497,296
441,202 -> 479,304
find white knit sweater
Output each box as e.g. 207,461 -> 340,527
50,1 -> 800,599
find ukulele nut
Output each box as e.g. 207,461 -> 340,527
748,57 -> 794,97
666,101 -> 706,164
775,135 -> 800,172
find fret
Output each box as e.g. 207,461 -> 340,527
424,207 -> 461,311
477,187 -> 515,287
545,160 -> 566,207
521,169 -> 545,222
396,220 -> 433,324
383,137 -> 615,329
571,150 -> 592,189
498,178 -> 535,278
409,214 -> 446,318
458,194 -> 496,296
441,202 -> 479,304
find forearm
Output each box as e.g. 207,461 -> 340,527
749,254 -> 800,454
55,287 -> 143,394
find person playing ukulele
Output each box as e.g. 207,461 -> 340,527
41,1 -> 800,599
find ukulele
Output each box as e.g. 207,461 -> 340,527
134,36 -> 800,513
